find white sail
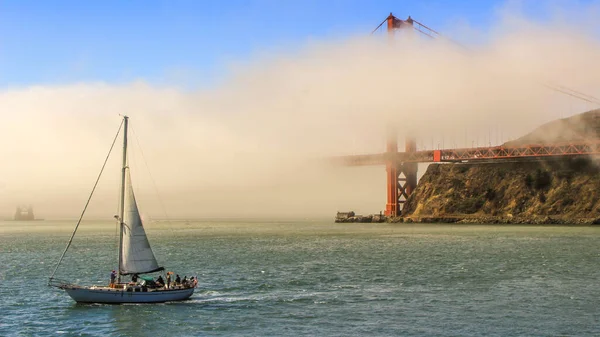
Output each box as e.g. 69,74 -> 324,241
120,171 -> 162,275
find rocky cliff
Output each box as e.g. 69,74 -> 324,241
401,158 -> 600,224
401,110 -> 600,224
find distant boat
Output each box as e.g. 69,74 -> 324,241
48,116 -> 196,304
14,205 -> 36,221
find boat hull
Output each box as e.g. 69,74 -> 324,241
61,286 -> 195,304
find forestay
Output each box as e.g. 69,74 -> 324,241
120,171 -> 163,275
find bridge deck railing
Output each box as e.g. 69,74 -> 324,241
334,140 -> 600,166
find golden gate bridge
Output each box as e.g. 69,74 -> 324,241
333,13 -> 600,217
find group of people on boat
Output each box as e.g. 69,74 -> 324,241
109,270 -> 197,290
154,272 -> 197,289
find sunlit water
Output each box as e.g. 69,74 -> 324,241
1,220 -> 600,336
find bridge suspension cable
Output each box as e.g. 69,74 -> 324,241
542,83 -> 600,106
373,13 -> 600,108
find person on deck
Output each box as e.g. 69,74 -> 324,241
156,275 -> 164,287
175,274 -> 181,285
166,273 -> 171,289
110,270 -> 116,287
132,274 -> 138,283
182,276 -> 188,285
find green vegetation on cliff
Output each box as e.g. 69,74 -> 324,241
402,158 -> 600,223
400,110 -> 600,224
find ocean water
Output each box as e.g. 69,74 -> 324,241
1,219 -> 600,336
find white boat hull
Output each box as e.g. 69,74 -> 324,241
61,285 -> 195,304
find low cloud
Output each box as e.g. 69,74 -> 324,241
1,2 -> 599,219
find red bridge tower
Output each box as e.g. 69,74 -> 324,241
384,13 -> 418,216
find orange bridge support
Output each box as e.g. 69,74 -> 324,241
385,131 -> 399,216
385,136 -> 418,217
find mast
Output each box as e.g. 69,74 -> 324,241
117,115 -> 129,284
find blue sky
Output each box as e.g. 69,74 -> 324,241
0,0 -> 590,88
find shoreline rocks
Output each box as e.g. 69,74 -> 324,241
335,211 -> 386,223
335,212 -> 600,225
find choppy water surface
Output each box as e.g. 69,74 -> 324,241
1,220 -> 600,336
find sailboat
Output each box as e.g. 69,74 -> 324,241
48,116 -> 195,303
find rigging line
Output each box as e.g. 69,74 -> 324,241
48,119 -> 124,285
129,124 -> 174,231
114,194 -> 119,267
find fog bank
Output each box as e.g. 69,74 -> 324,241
1,3 -> 599,219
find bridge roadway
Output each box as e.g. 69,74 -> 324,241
334,140 -> 600,166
